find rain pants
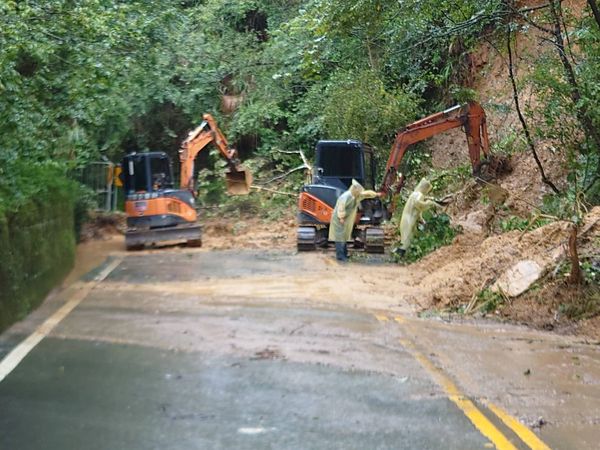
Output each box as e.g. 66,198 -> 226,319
399,178 -> 438,251
329,180 -> 379,243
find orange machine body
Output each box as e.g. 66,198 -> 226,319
124,193 -> 197,224
298,191 -> 366,225
121,151 -> 202,249
298,192 -> 333,224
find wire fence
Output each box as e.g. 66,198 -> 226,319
77,161 -> 119,211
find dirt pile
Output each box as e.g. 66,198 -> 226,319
79,211 -> 126,241
412,207 -> 599,312
202,214 -> 296,250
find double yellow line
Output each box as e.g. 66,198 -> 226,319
374,313 -> 551,450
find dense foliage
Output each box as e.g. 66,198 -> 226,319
3,0 -> 597,185
0,0 -> 514,171
0,163 -> 76,331
1,0 -> 600,229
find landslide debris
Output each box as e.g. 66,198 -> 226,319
411,207 -> 599,334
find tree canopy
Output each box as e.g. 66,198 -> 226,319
1,0 -> 599,203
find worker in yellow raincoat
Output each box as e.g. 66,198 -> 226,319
329,179 -> 381,261
396,178 -> 440,256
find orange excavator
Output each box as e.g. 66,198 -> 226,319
122,114 -> 252,250
297,102 -> 506,253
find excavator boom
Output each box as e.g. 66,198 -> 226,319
380,102 -> 492,195
179,113 -> 252,195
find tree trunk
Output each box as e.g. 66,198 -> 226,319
506,27 -> 560,194
568,223 -> 582,284
587,0 -> 600,28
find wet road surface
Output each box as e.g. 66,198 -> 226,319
1,249 -> 599,449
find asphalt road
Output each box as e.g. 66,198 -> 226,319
1,249 -> 598,449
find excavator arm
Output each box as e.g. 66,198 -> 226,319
179,113 -> 252,195
379,102 -> 491,195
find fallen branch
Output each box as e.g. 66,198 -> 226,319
465,278 -> 493,314
256,165 -> 308,186
275,149 -> 312,168
274,149 -> 312,180
518,212 -> 560,241
252,149 -> 312,186
250,185 -> 297,197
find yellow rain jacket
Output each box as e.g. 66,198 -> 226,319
329,180 -> 379,242
399,178 -> 438,251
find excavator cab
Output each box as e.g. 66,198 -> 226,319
297,140 -> 385,252
122,152 -> 174,194
121,152 -> 202,250
313,140 -> 371,190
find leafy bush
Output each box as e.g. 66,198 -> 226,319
73,184 -> 98,242
428,164 -> 472,194
559,288 -> 600,320
392,211 -> 460,263
474,288 -> 505,314
499,215 -> 552,232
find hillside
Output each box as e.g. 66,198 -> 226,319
1,0 -> 599,334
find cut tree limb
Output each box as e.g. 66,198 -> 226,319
568,223 -> 582,284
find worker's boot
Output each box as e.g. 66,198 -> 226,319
335,242 -> 348,262
393,247 -> 406,257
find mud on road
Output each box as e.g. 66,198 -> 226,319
1,243 -> 599,449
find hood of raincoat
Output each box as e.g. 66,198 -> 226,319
350,179 -> 364,198
415,178 -> 432,195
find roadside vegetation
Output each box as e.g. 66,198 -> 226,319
1,0 -> 599,331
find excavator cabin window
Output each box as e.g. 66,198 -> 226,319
315,141 -> 366,189
123,152 -> 174,193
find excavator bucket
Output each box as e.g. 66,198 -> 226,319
225,165 -> 253,195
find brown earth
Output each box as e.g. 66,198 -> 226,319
202,212 -> 296,250
75,0 -> 598,343
80,202 -> 598,340
416,0 -> 598,337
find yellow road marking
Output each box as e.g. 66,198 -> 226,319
485,401 -> 552,450
0,257 -> 123,383
374,314 -> 389,322
389,315 -> 552,450
398,338 -> 518,450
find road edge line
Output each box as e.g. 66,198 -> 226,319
0,256 -> 123,383
484,400 -> 552,450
